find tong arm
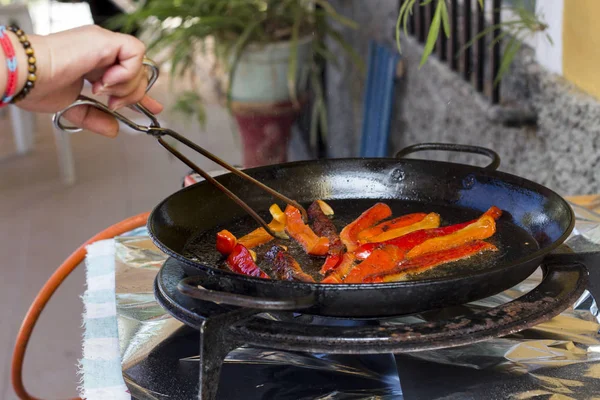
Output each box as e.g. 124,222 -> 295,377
51,57 -> 308,234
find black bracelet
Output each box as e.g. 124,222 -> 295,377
7,25 -> 36,103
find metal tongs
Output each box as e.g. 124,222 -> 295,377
53,59 -> 305,237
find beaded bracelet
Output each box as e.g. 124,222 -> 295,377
0,26 -> 18,107
7,25 -> 36,103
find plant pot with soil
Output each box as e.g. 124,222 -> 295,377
117,0 -> 362,167
227,35 -> 313,167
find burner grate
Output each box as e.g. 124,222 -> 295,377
154,258 -> 588,400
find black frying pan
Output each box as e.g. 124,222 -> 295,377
148,143 -> 575,318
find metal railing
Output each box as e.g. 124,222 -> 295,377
406,0 -> 502,104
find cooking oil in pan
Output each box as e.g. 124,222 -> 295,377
183,199 -> 540,282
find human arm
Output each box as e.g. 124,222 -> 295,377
0,24 -> 163,137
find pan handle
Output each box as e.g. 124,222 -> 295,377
395,143 -> 501,171
177,276 -> 316,311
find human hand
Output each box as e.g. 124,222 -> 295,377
12,25 -> 163,137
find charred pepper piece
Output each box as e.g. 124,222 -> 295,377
266,245 -> 315,283
225,244 -> 269,279
285,205 -> 329,256
364,241 -> 498,283
308,200 -> 344,275
340,203 -> 392,252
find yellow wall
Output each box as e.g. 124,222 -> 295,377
563,0 -> 600,99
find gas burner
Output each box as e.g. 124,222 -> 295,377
153,257 -> 588,400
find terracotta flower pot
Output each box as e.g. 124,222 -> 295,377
227,37 -> 313,167
231,100 -> 306,168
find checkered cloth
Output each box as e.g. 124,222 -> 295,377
80,227 -> 147,399
80,238 -> 129,399
79,169 -> 229,399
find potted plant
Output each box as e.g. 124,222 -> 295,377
117,0 -> 362,167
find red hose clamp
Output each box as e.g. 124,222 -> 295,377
0,25 -> 18,108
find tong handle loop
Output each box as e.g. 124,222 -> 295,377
52,58 -> 160,134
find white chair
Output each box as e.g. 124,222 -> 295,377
0,2 -> 75,184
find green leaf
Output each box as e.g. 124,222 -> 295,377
395,4 -> 403,52
440,0 -> 450,38
489,30 -> 510,49
314,43 -> 340,68
402,1 -> 416,39
419,0 -> 443,68
172,90 -> 206,128
459,20 -> 522,54
313,0 -> 359,29
395,0 -> 417,53
494,37 -> 522,86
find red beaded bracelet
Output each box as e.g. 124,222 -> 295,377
8,25 -> 37,103
0,25 -> 18,107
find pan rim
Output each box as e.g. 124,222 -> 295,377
147,157 -> 575,289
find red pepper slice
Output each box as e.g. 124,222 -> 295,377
320,253 -> 342,275
342,246 -> 405,284
225,244 -> 269,279
216,230 -> 237,256
321,253 -> 358,284
285,205 -> 329,256
364,241 -> 498,283
340,203 -> 392,252
355,224 -> 468,260
364,212 -> 440,243
357,213 -> 427,241
266,245 -> 315,283
406,215 -> 496,259
354,206 -> 502,260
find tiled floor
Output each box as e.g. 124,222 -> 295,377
0,79 -> 240,398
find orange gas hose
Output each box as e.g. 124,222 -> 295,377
11,212 -> 150,400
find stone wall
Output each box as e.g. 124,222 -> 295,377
325,0 -> 600,195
